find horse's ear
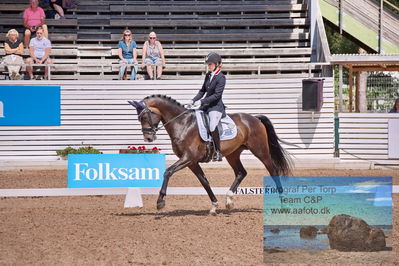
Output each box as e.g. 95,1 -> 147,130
128,100 -> 146,115
128,100 -> 139,109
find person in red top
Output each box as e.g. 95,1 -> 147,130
23,0 -> 48,48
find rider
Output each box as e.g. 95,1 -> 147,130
190,52 -> 226,161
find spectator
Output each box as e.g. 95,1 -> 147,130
142,32 -> 166,80
389,98 -> 399,113
25,26 -> 52,80
117,29 -> 138,80
23,0 -> 48,48
43,0 -> 66,19
3,29 -> 24,80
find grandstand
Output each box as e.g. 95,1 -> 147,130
0,0 -> 323,80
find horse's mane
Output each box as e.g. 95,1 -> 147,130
144,94 -> 184,108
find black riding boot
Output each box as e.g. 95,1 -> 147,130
211,130 -> 223,161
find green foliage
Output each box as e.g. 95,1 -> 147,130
56,146 -> 102,157
384,0 -> 399,14
366,72 -> 399,111
325,23 -> 359,54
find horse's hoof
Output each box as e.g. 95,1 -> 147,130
226,190 -> 234,211
226,202 -> 234,211
157,200 -> 165,210
209,201 -> 218,215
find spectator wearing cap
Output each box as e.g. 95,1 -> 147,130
142,32 -> 166,80
23,0 -> 48,48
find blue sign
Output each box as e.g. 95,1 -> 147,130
0,85 -> 60,125
67,154 -> 165,188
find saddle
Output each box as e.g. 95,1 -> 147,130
195,110 -> 237,142
194,110 -> 237,162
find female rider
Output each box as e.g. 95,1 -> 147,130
190,52 -> 226,161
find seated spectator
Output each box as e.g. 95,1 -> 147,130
389,98 -> 399,113
43,0 -> 66,19
23,0 -> 48,48
3,29 -> 25,80
25,27 -> 52,80
142,32 -> 166,80
118,29 -> 138,80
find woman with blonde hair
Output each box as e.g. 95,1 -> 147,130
117,29 -> 138,80
142,32 -> 166,80
3,29 -> 24,80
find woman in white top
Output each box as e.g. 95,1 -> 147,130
142,32 -> 166,80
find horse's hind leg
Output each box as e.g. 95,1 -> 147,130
246,138 -> 278,179
225,148 -> 247,211
188,163 -> 218,215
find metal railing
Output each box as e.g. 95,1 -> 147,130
2,61 -> 331,80
2,62 -> 167,80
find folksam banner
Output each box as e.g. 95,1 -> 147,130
0,85 -> 60,126
68,154 -> 165,188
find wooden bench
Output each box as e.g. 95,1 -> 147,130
109,18 -> 308,27
0,18 -> 78,27
109,4 -> 306,13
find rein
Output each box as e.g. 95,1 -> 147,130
139,107 -> 192,135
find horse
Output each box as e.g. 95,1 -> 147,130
129,95 -> 291,215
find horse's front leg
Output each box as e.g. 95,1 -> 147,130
188,163 -> 218,215
157,157 -> 191,210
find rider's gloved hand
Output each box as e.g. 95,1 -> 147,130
184,100 -> 194,108
191,101 -> 201,109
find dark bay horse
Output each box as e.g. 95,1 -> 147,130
129,95 -> 291,214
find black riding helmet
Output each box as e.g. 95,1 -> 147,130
205,52 -> 222,65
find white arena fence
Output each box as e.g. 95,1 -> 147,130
339,113 -> 399,169
0,186 -> 398,208
0,187 -> 255,208
0,78 -> 335,162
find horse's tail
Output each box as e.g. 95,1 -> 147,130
256,115 -> 292,176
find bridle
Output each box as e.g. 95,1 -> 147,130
138,106 -> 191,136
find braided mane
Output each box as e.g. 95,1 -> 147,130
143,94 -> 184,107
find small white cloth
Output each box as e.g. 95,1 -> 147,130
195,110 -> 237,142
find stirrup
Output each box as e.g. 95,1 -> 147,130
212,151 -> 223,162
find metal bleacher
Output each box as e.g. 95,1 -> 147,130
0,0 -> 319,80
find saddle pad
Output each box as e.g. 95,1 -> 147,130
195,110 -> 237,142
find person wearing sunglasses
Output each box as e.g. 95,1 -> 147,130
117,29 -> 138,80
142,32 -> 166,80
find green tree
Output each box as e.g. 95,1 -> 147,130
324,23 -> 359,54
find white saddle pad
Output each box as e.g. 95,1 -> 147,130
195,110 -> 237,142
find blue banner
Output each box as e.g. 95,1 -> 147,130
0,85 -> 60,125
68,154 -> 165,188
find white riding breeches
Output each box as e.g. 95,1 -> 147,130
208,111 -> 222,132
